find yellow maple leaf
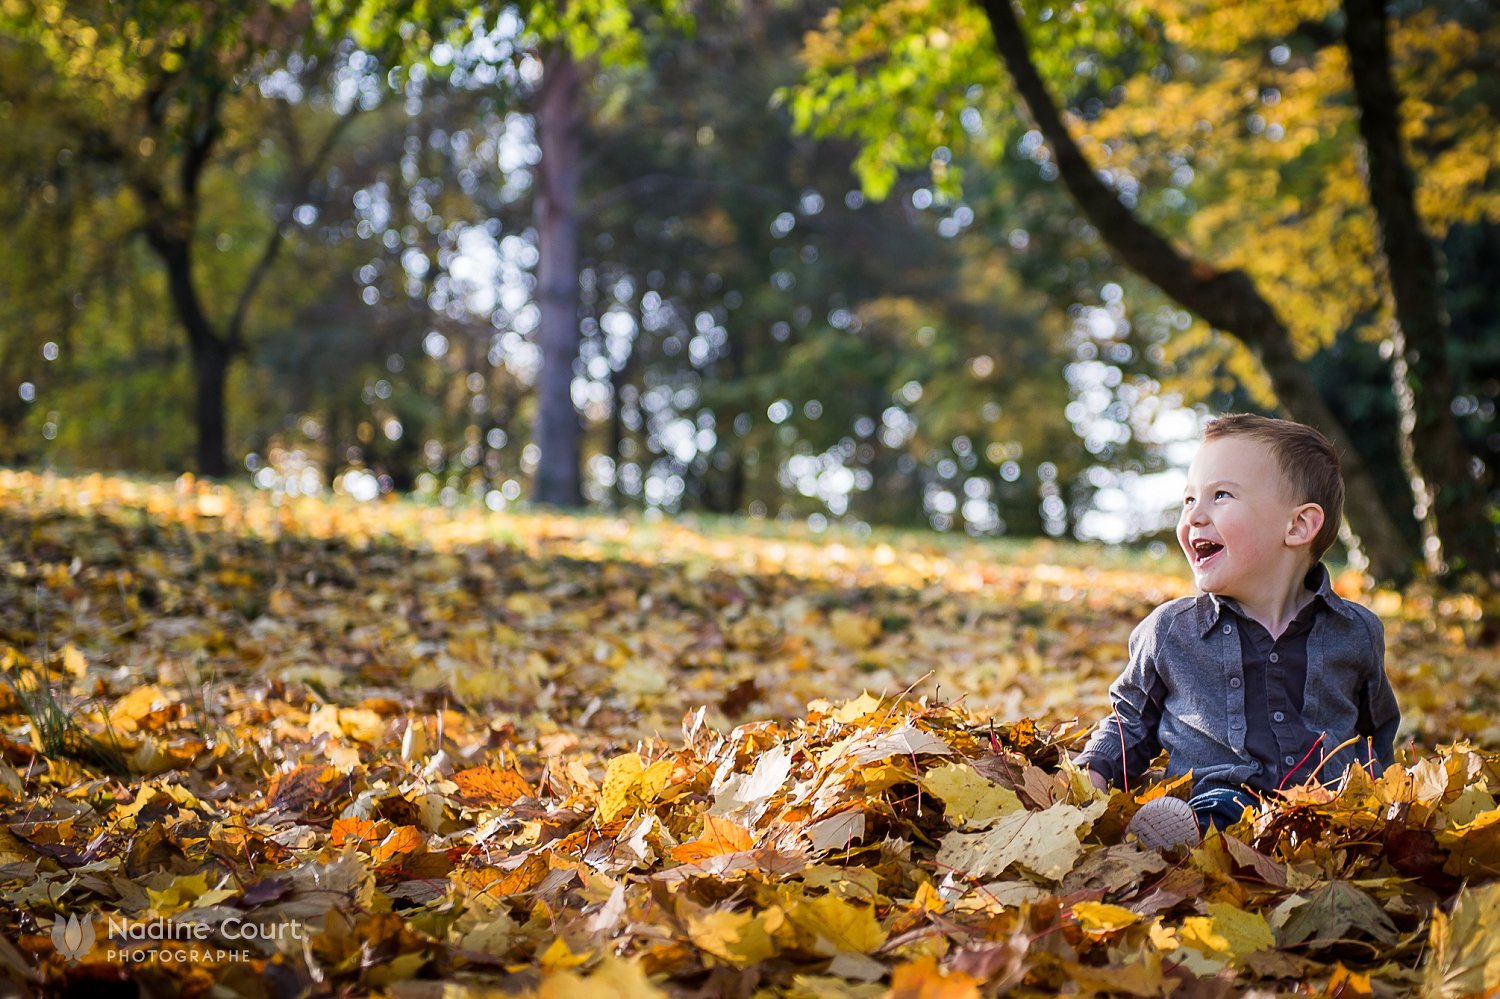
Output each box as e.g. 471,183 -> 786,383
788,893 -> 887,955
537,954 -> 667,999
537,936 -> 592,973
831,691 -> 883,724
913,880 -> 945,914
1179,902 -> 1275,962
859,761 -> 913,794
640,757 -> 674,802
108,684 -> 176,732
147,873 -> 210,914
1440,805 -> 1500,878
335,707 -> 386,744
61,643 -> 87,678
687,908 -> 778,967
1071,901 -> 1142,935
921,763 -> 1023,827
599,752 -> 646,823
1423,882 -> 1500,998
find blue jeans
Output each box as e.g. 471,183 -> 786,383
1189,787 -> 1258,832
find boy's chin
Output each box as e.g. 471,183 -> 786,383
1190,566 -> 1235,595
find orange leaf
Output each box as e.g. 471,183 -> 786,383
452,765 -> 533,805
670,815 -> 754,863
888,956 -> 981,999
330,817 -> 390,849
453,853 -> 550,898
402,850 -> 454,880
372,825 -> 425,867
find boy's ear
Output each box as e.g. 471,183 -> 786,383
1286,502 -> 1325,550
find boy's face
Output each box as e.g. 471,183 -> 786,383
1176,436 -> 1314,598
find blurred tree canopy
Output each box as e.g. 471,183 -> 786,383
1,0 -> 1495,579
790,0 -> 1499,579
0,0 -> 399,476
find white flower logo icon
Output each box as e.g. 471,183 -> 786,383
51,914 -> 95,965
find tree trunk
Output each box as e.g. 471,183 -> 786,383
144,225 -> 232,479
190,336 -> 231,479
1342,0 -> 1497,579
530,47 -> 585,507
323,405 -> 342,487
723,454 -> 746,515
0,342 -> 34,465
607,390 -> 624,509
978,0 -> 1418,582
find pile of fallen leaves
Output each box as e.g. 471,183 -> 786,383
1,470 -> 1499,997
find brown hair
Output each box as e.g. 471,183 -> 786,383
1203,413 -> 1344,560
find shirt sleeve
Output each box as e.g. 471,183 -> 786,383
1073,610 -> 1168,788
1355,609 -> 1400,773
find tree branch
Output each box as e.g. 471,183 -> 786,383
978,0 -> 1282,335
225,107 -> 364,351
975,0 -> 1417,580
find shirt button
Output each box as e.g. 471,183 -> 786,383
1223,624 -> 1233,635
1231,720 -> 1243,729
1273,711 -> 1285,722
1269,652 -> 1280,663
1284,755 -> 1297,767
1229,677 -> 1242,688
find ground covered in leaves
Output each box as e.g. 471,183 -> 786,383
1,470 -> 1499,998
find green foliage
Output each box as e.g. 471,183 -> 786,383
526,0 -> 693,64
784,0 -> 1160,200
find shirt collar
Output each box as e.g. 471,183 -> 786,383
1197,562 -> 1349,637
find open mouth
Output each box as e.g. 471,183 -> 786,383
1191,539 -> 1224,566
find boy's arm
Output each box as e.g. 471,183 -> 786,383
1356,611 -> 1400,772
1073,615 -> 1168,788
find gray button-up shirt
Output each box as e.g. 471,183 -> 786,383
1074,564 -> 1399,794
1225,586 -> 1318,791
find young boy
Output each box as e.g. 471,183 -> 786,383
1074,413 -> 1400,848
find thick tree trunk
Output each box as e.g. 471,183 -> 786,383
0,344 -> 34,465
1342,0 -> 1497,579
530,47 -> 585,507
190,337 -> 231,479
145,225 -> 232,478
979,0 -> 1418,581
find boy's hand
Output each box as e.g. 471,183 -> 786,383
1087,769 -> 1109,792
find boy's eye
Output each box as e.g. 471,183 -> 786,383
1215,490 -> 1232,500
